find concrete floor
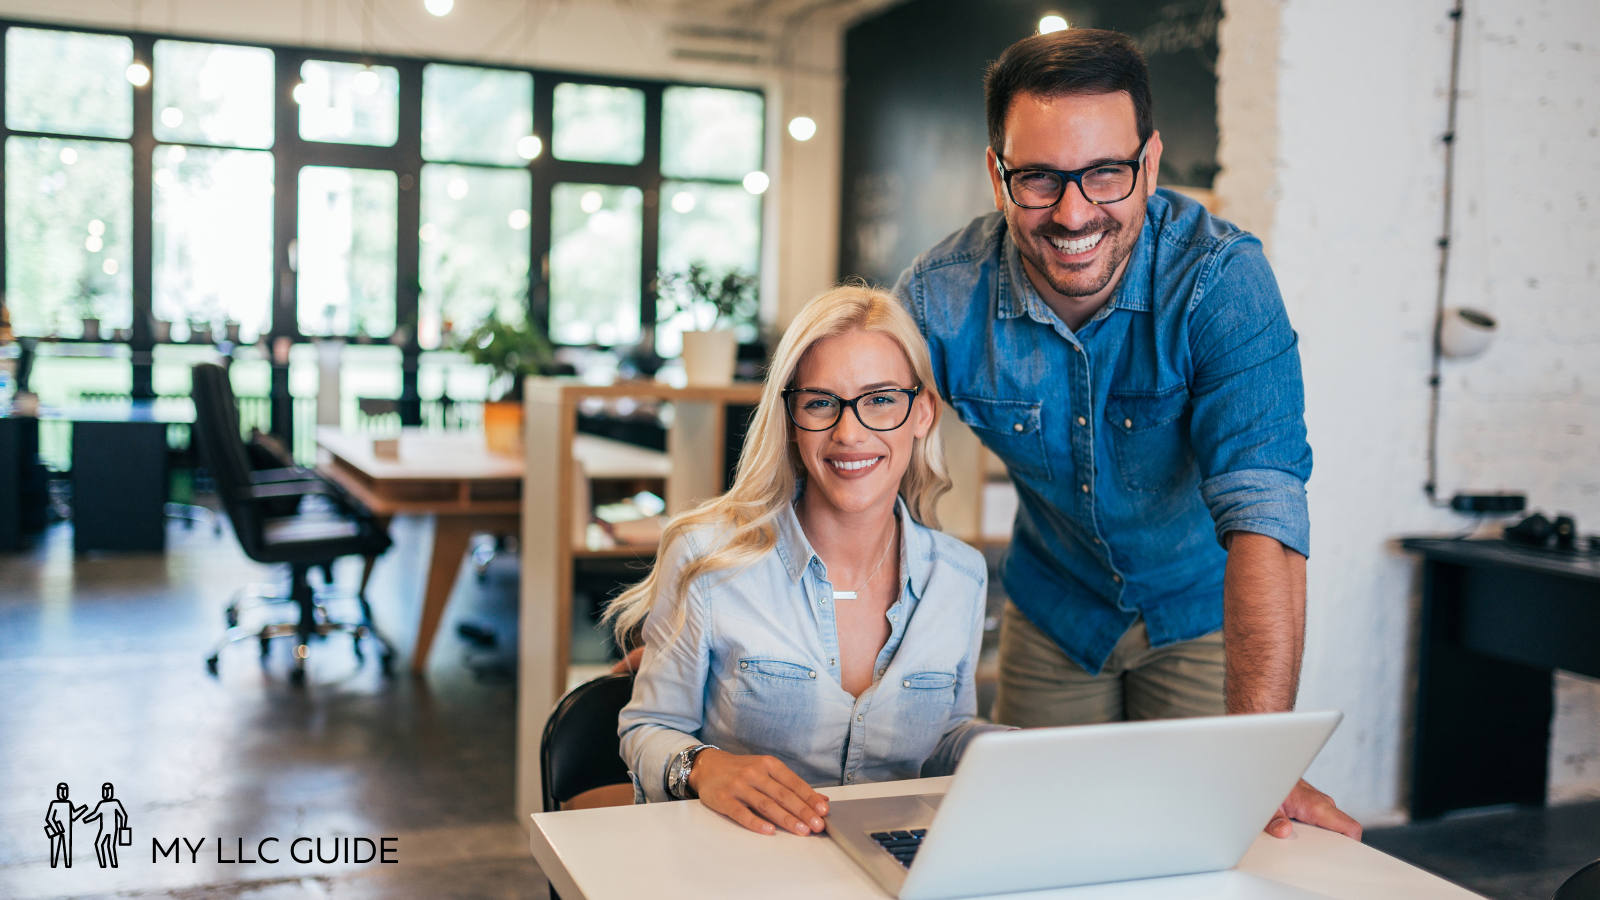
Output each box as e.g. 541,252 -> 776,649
0,515 -> 546,899
2,510 -> 1594,899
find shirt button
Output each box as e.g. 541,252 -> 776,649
829,658 -> 836,666
1080,483 -> 1090,493
1076,415 -> 1086,426
902,680 -> 910,688
877,667 -> 886,677
808,670 -> 817,679
1113,574 -> 1123,584
1012,422 -> 1025,433
1092,537 -> 1102,545
820,597 -> 828,604
740,661 -> 748,669
856,714 -> 863,723
1123,418 -> 1133,429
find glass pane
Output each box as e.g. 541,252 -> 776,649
662,87 -> 764,180
423,64 -> 534,165
549,183 -> 642,345
552,83 -> 644,165
340,344 -> 402,428
154,40 -> 274,149
297,166 -> 398,338
154,146 -> 274,343
297,60 -> 399,146
419,164 -> 531,348
28,349 -> 132,467
4,137 -> 133,338
5,28 -> 132,138
656,181 -> 763,356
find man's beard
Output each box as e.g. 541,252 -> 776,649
1024,218 -> 1128,300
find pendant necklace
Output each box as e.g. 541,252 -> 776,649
831,519 -> 898,601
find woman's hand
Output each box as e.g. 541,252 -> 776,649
687,749 -> 830,836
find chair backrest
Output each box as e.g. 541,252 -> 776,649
540,673 -> 635,812
190,362 -> 268,553
1556,859 -> 1600,900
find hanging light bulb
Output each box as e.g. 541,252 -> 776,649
742,171 -> 770,195
125,61 -> 151,87
425,0 -> 454,16
516,135 -> 543,160
787,116 -> 817,142
1039,14 -> 1069,34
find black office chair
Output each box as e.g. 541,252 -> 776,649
540,673 -> 637,813
1556,859 -> 1600,900
190,362 -> 394,683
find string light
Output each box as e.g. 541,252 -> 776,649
742,171 -> 770,195
787,116 -> 816,142
424,0 -> 454,17
1039,14 -> 1069,34
125,61 -> 151,87
516,135 -> 543,160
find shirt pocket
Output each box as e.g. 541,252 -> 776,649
949,396 -> 1051,481
729,657 -> 820,743
1105,386 -> 1196,494
892,670 -> 958,734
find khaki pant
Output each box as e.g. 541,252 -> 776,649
992,601 -> 1225,727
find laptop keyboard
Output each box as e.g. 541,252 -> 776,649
870,829 -> 927,868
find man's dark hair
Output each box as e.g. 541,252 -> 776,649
985,28 -> 1153,155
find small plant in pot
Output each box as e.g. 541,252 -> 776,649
74,273 -> 103,341
655,262 -> 758,386
455,312 -> 558,455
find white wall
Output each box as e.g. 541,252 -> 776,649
0,0 -> 847,327
1220,0 -> 1600,822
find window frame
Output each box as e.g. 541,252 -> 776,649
0,18 -> 766,416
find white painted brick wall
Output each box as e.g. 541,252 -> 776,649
1221,0 -> 1600,821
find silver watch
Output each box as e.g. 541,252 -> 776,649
666,743 -> 715,800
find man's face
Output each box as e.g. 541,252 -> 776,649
987,90 -> 1161,325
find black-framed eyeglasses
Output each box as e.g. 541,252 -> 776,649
995,139 -> 1150,209
782,385 -> 922,432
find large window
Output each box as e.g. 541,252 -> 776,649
0,20 -> 767,439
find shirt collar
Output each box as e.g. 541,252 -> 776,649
995,203 -> 1157,323
774,494 -> 934,600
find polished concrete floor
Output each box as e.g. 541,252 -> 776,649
0,515 -> 545,899
2,512 -> 1595,899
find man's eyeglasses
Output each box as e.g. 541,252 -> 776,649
782,385 -> 922,432
995,139 -> 1149,209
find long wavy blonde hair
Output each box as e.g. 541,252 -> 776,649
603,283 -> 951,644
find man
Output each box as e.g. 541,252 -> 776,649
892,28 -> 1359,839
44,782 -> 86,868
83,781 -> 129,868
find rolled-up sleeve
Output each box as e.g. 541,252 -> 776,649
1186,236 -> 1313,558
923,568 -> 1012,776
617,534 -> 712,802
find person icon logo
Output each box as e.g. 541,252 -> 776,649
43,781 -> 130,869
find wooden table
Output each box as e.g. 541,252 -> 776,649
316,426 -> 669,675
528,775 -> 1480,899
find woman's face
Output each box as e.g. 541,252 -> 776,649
788,328 -> 934,518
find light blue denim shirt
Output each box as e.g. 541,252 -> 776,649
618,499 -> 1005,803
893,189 -> 1312,676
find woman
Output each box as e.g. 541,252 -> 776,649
607,284 -> 1006,837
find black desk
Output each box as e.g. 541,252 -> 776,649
1401,537 -> 1600,819
55,403 -> 189,553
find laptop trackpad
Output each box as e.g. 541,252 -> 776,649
829,793 -> 942,832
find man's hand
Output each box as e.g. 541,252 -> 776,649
687,749 -> 830,836
1265,779 -> 1361,840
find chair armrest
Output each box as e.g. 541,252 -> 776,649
249,466 -> 319,485
248,480 -> 333,501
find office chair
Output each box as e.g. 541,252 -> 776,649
190,362 -> 395,683
540,673 -> 637,812
1556,859 -> 1600,900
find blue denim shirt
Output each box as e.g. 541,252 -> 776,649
618,499 -> 1004,803
893,189 -> 1311,675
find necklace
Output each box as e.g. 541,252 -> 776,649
831,519 -> 897,601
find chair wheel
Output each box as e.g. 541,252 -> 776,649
379,651 -> 395,675
289,665 -> 306,686
205,655 -> 219,676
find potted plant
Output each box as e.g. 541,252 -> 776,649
74,273 -> 102,341
656,262 -> 759,386
455,312 -> 557,455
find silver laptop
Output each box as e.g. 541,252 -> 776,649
825,710 -> 1341,899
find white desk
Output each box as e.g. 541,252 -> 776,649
528,777 -> 1480,899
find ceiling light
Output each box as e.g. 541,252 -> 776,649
425,0 -> 454,17
160,107 -> 184,128
742,171 -> 770,195
516,135 -> 543,160
787,116 -> 817,142
125,61 -> 151,87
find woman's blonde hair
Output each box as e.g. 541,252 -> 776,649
603,282 -> 951,644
